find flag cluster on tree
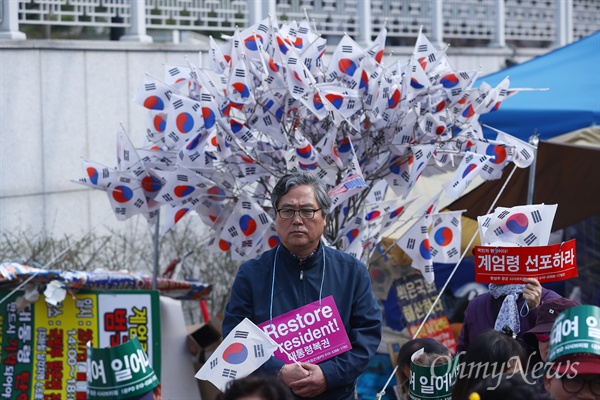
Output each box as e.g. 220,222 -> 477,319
74,15 -> 537,272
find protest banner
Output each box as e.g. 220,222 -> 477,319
257,295 -> 351,364
0,290 -> 160,400
473,239 -> 577,284
547,305 -> 600,362
87,337 -> 159,399
393,274 -> 457,353
409,348 -> 458,400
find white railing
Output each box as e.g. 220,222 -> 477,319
1,0 -> 598,46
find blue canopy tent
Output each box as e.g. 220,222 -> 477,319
478,30 -> 600,141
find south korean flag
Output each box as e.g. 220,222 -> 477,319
195,318 -> 279,392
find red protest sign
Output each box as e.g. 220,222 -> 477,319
473,239 -> 577,284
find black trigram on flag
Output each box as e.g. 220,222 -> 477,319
531,210 -> 542,223
497,210 -> 510,220
254,344 -> 265,358
210,358 -> 218,369
258,213 -> 269,224
520,149 -> 531,160
222,369 -> 237,378
493,227 -> 504,236
524,233 -> 537,246
234,330 -> 249,339
342,45 -> 353,53
168,67 -> 180,76
407,238 -> 416,250
418,44 -> 428,52
447,248 -> 459,258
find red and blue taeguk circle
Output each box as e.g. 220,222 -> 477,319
222,342 -> 248,364
505,213 -> 529,234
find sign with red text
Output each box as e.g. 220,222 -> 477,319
257,296 -> 351,364
0,290 -> 160,400
474,239 -> 577,283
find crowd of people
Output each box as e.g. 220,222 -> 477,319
211,172 -> 598,400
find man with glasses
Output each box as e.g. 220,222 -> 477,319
543,354 -> 600,400
223,172 -> 382,399
543,304 -> 600,400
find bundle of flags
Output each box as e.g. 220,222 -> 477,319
74,15 -> 537,270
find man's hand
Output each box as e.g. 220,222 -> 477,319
523,278 -> 542,310
288,362 -> 327,397
278,363 -> 310,386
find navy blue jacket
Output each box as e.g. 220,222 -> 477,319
223,243 -> 382,400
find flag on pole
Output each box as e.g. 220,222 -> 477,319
396,215 -> 435,284
195,318 -> 279,392
494,129 -> 536,168
475,139 -> 508,180
163,93 -> 205,149
208,36 -> 232,74
445,152 -> 489,199
326,34 -> 364,86
106,172 -> 149,221
430,211 -> 463,264
132,73 -> 178,111
163,64 -> 192,91
478,204 -> 558,246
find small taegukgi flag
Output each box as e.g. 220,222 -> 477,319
195,318 -> 279,392
478,203 -> 558,247
429,210 -> 464,264
396,215 -> 435,284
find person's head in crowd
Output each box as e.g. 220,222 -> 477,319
218,376 -> 294,400
396,338 -> 451,399
452,328 -> 528,400
523,297 -> 580,362
543,304 -> 600,400
271,171 -> 331,259
543,354 -> 600,400
465,373 -> 542,400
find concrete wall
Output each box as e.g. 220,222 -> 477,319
0,40 -> 544,240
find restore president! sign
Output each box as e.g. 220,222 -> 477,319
258,296 -> 351,364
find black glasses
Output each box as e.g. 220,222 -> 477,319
561,376 -> 600,395
277,208 -> 322,219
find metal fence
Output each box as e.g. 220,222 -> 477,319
1,0 -> 599,46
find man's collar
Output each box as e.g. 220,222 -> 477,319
283,242 -> 320,264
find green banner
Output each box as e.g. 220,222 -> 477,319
0,289 -> 161,399
87,337 -> 159,399
548,304 -> 600,362
408,349 -> 458,400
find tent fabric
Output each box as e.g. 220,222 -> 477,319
447,139 -> 600,231
478,30 -> 600,142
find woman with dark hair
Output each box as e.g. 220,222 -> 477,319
219,376 -> 294,400
452,328 -> 528,400
465,373 -> 542,400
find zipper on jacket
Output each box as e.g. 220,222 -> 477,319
300,270 -> 304,280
